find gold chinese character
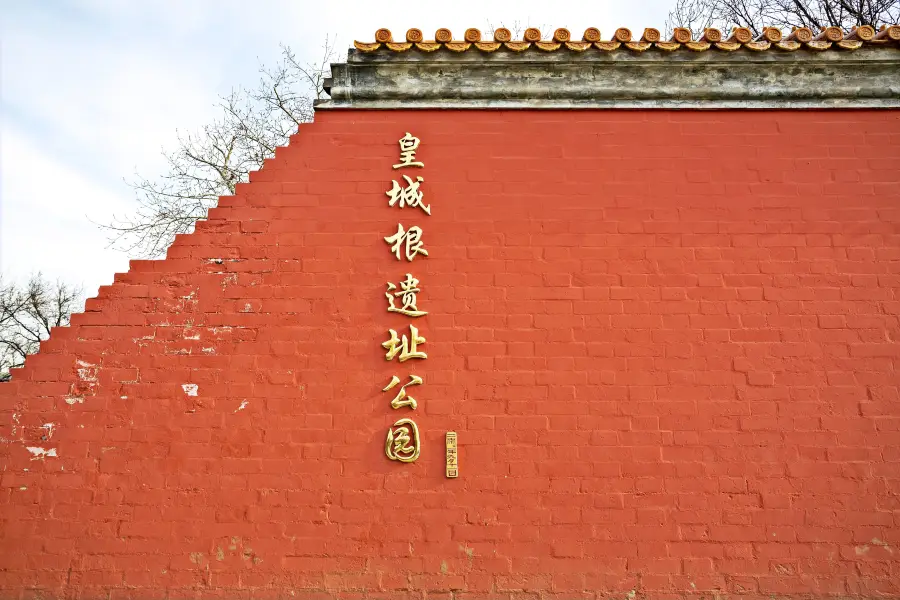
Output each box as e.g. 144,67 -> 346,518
383,375 -> 423,410
386,274 -> 427,317
386,175 -> 431,215
382,325 -> 427,362
384,224 -> 428,262
385,418 -> 420,462
393,132 -> 424,169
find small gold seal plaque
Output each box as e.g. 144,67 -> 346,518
445,431 -> 458,478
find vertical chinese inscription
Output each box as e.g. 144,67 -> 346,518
446,431 -> 458,478
382,132 -> 429,464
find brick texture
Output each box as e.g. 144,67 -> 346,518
1,110 -> 899,599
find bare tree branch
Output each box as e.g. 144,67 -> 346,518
0,274 -> 83,382
100,39 -> 338,258
666,0 -> 898,38
484,20 -> 551,39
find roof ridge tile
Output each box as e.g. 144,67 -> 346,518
355,25 -> 900,54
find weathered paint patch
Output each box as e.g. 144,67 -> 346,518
26,447 -> 58,459
75,359 -> 99,381
182,384 -> 199,397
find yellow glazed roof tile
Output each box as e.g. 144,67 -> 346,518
354,25 -> 900,54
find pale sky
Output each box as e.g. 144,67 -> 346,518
0,0 -> 672,298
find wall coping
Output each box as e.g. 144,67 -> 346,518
317,44 -> 900,110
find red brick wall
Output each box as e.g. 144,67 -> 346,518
1,110 -> 899,599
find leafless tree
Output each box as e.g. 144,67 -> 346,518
0,274 -> 83,382
103,39 -> 338,258
666,0 -> 900,38
485,20 -> 551,39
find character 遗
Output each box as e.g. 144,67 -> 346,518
383,374 -> 422,410
385,418 -> 421,462
386,273 -> 427,317
384,224 -> 428,262
383,324 -> 427,362
393,132 -> 424,169
386,175 -> 431,215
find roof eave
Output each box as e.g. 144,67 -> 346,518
317,45 -> 900,110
